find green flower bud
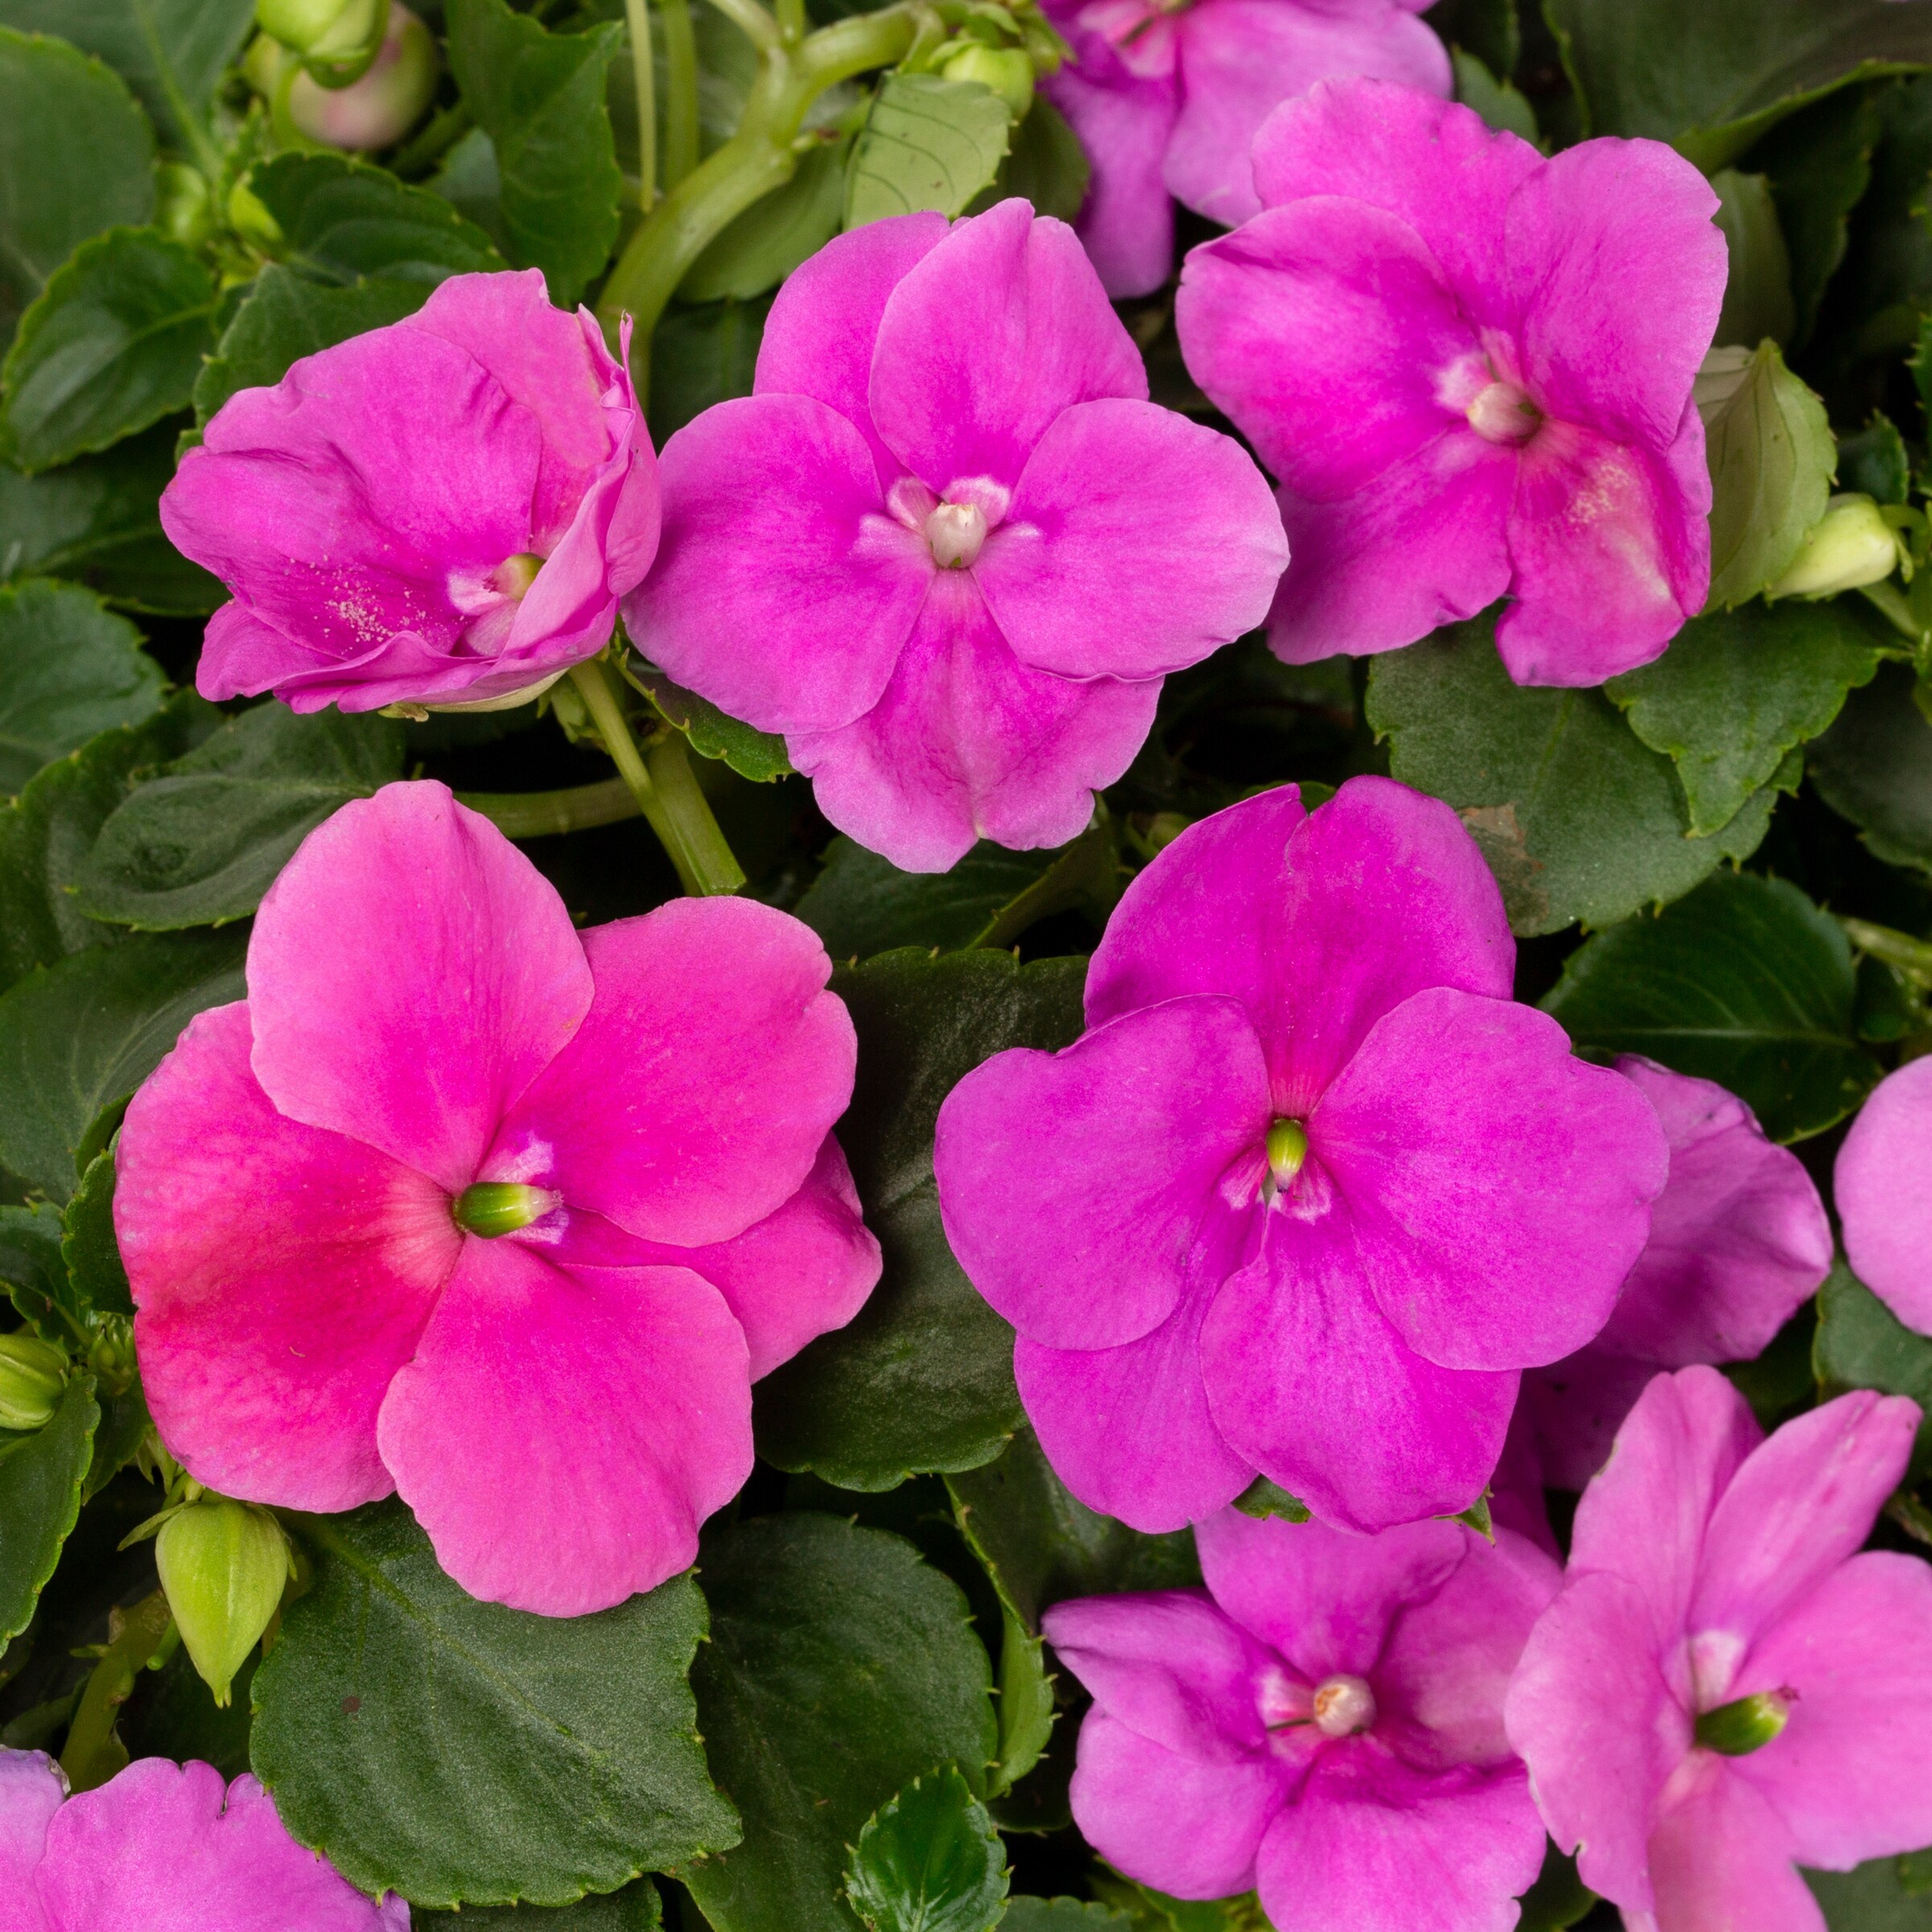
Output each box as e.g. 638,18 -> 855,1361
1694,1688 -> 1791,1757
287,5 -> 438,150
1769,494 -> 1905,600
155,163 -> 214,250
0,1332 -> 66,1431
258,0 -> 387,80
155,1497 -> 292,1707
940,43 -> 1034,119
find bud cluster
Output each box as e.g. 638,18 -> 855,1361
900,0 -> 1070,122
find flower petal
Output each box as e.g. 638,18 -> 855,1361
246,782 -> 592,1193
1516,1345 -> 1661,1492
1835,1054 -> 1932,1334
0,1749 -> 62,1931
119,1003 -> 452,1513
1041,60 -> 1180,298
1645,1755 -> 1823,1932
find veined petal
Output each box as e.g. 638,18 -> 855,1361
1835,1055 -> 1932,1334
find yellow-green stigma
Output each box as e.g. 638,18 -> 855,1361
453,1182 -> 560,1237
1695,1689 -> 1791,1757
1266,1117 -> 1309,1191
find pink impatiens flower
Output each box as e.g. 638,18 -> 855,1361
1835,1055 -> 1932,1333
1042,0 -> 1449,297
934,778 -> 1669,1535
1506,1368 -> 1932,1932
1045,1507 -> 1559,1930
0,1752 -> 407,1930
116,782 -> 877,1616
623,199 -> 1288,873
1177,80 -> 1728,685
161,270 -> 659,714
1516,1057 -> 1833,1489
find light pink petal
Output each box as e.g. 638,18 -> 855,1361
497,898 -> 856,1249
1516,1346 -> 1660,1492
38,1762 -> 404,1931
1042,1589 -> 1276,1761
0,1751 -> 61,1932
118,1004 -> 452,1513
1731,1551 -> 1932,1867
1688,1388 -> 1919,1652
975,397 -> 1287,681
1166,0 -> 1451,229
1195,1509 -> 1466,1682
1600,1058 -> 1831,1365
1496,409 -> 1708,687
1041,61 -> 1180,299
868,199 -> 1146,494
1313,987 -> 1670,1370
1504,136 -> 1726,452
377,1236 -> 752,1616
624,392 -> 931,736
1200,1199 -> 1518,1534
1253,1752 -> 1546,1932
246,783 -> 591,1193
1835,1055 -> 1932,1333
1645,1756 -> 1823,1932
787,567 -> 1160,873
1067,1711 -> 1287,1900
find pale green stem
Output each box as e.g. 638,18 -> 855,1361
626,0 -> 658,211
1841,916 -> 1932,987
774,0 -> 807,42
61,1592 -> 173,1793
456,777 -> 642,840
660,0 -> 702,192
705,0 -> 782,53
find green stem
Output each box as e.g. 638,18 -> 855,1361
774,0 -> 807,43
706,0 -> 782,52
566,661 -> 745,894
60,1591 -> 173,1793
626,0 -> 658,212
1841,916 -> 1932,986
456,777 -> 643,840
646,734 -> 747,893
660,0 -> 702,192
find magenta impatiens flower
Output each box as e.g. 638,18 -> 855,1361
1506,1368 -> 1932,1931
116,782 -> 877,1616
1042,0 -> 1448,297
0,1752 -> 407,1930
1517,1057 -> 1832,1489
623,200 -> 1288,873
933,778 -> 1668,1534
1177,80 -> 1727,685
1835,1056 -> 1932,1332
160,270 -> 659,714
1045,1507 -> 1558,1930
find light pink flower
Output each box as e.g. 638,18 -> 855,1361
162,270 -> 660,714
1835,1055 -> 1932,1333
116,782 -> 877,1616
1176,79 -> 1726,685
1517,1057 -> 1833,1489
623,200 -> 1288,872
1506,1368 -> 1932,1932
1042,0 -> 1448,297
1044,1508 -> 1558,1930
933,778 -> 1668,1536
0,1752 -> 406,1931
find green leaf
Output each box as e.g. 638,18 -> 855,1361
845,1765 -> 1008,1932
626,657 -> 792,783
1606,599 -> 1883,835
754,950 -> 1088,1489
846,75 -> 1013,227
0,27 -> 155,348
681,136 -> 851,304
1814,1259 -> 1932,1484
1711,170 -> 1796,348
1364,617 -> 1779,936
0,1372 -> 97,1641
683,1513 -> 997,1932
1,229 -> 218,471
423,1879 -> 665,1928
989,1605 -> 1054,1798
1431,0 -> 1520,79
250,1499 -> 737,1909
1544,0 -> 1932,167
1001,1905 -> 1133,1932
61,1149 -> 130,1319
1540,869 -> 1879,1142
85,1373 -> 148,1501
646,293 -> 772,445
1698,339 -> 1835,609
982,97 -> 1090,225
0,1200 -> 77,1343
1452,49 -> 1539,142
1231,1476 -> 1311,1525
1516,1843 -> 1596,1932
76,704 -> 405,929
1755,85 -> 1882,350
1808,1855 -> 1932,1929
1839,411 -> 1911,505
425,127 -> 511,260
445,0 -> 624,306
0,578 -> 163,794
0,926 -> 246,1198
1810,661 -> 1932,873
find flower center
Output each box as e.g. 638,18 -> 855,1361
1694,1688 -> 1792,1757
926,502 -> 987,571
1465,379 -> 1542,446
1265,1117 -> 1308,1189
452,1182 -> 560,1237
1311,1674 -> 1377,1738
491,551 -> 544,600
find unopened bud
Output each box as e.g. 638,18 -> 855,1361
287,4 -> 438,149
1694,1688 -> 1791,1757
155,163 -> 213,250
1769,494 -> 1905,600
0,1332 -> 65,1431
258,0 -> 386,77
940,44 -> 1035,119
155,1497 -> 292,1707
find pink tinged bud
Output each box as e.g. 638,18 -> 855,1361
1465,379 -> 1542,447
926,500 -> 988,570
452,1181 -> 562,1237
1694,1687 -> 1792,1757
1312,1673 -> 1377,1738
287,2 -> 438,151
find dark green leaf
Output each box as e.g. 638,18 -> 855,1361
683,1513 -> 997,1932
845,1765 -> 1008,1932
846,76 -> 1012,227
989,1605 -> 1054,1798
445,0 -> 624,306
1810,661 -> 1932,873
0,926 -> 246,1198
0,1200 -> 77,1344
1432,0 -> 1519,77
0,27 -> 154,347
1452,50 -> 1539,142
646,293 -> 772,445
1808,1855 -> 1932,1929
1839,411 -> 1912,504
755,950 -> 1088,1488
626,658 -> 791,783
251,1499 -> 737,1909
76,704 -> 404,929
1606,599 -> 1883,835
423,1879 -> 664,1928
1754,85 -> 1882,349
60,1150 -> 130,1319
426,127 -> 512,259
1544,0 -> 1932,167
1001,1905 -> 1133,1932
1231,1476 -> 1311,1525
1540,869 -> 1879,1142
1365,618 -> 1778,936
1,229 -> 217,471
85,1374 -> 148,1501
1517,1843 -> 1596,1932
0,578 -> 163,794
682,136 -> 851,304
0,1373 -> 97,1641
983,97 -> 1090,225
1711,170 -> 1796,348
1814,1259 -> 1932,1484
122,1644 -> 255,1781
